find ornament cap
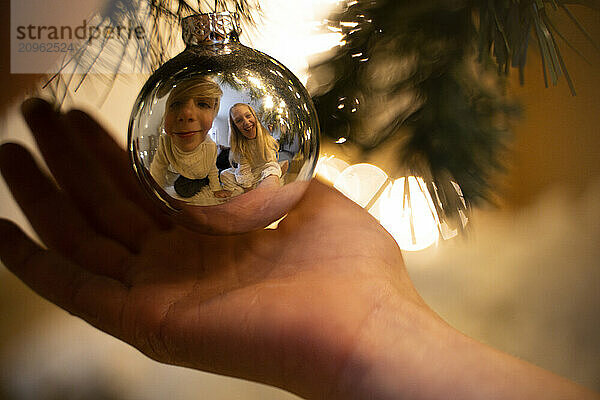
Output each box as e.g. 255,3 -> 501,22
182,12 -> 241,46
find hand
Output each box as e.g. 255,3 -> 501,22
1,99 -> 598,400
213,189 -> 231,198
0,98 -> 419,398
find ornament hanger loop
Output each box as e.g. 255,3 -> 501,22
182,12 -> 241,46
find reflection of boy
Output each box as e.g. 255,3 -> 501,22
149,77 -> 230,200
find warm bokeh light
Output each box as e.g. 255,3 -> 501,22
379,177 -> 439,251
249,0 -> 445,253
315,155 -> 350,185
332,165 -> 439,251
252,0 -> 343,83
333,163 -> 390,218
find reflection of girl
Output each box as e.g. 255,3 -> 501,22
220,103 -> 283,193
149,77 -> 230,201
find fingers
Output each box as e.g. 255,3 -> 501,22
0,219 -> 129,338
64,109 -> 171,229
0,143 -> 132,281
21,98 -> 158,252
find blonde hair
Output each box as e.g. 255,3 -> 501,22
165,76 -> 223,116
228,103 -> 278,167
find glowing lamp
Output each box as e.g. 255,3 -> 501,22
379,177 -> 439,251
315,155 -> 350,185
333,163 -> 390,219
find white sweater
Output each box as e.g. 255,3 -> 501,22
149,134 -> 221,192
233,140 -> 281,188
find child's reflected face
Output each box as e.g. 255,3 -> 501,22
164,97 -> 217,152
231,105 -> 257,140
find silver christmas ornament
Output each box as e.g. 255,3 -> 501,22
129,12 -> 319,233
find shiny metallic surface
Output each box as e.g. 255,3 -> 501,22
182,12 -> 241,45
128,14 -> 319,233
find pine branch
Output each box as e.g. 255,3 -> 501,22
43,0 -> 263,106
562,0 -> 600,10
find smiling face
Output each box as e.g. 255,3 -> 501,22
231,104 -> 257,140
164,96 -> 218,152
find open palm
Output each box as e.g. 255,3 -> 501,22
0,99 -> 424,398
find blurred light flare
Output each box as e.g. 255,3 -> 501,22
326,160 -> 442,251
255,1 -> 446,252
333,163 -> 388,215
379,177 -> 440,252
315,155 -> 350,184
253,0 -> 344,83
